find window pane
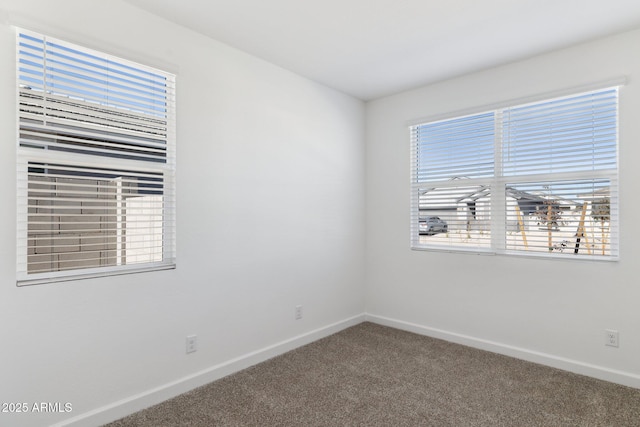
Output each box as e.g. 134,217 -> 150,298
414,112 -> 495,182
27,163 -> 166,274
505,179 -> 615,257
413,184 -> 492,250
502,90 -> 617,176
18,32 -> 171,163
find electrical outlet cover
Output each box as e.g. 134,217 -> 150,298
186,335 -> 198,353
605,329 -> 619,348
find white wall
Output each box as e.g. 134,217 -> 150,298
0,1 -> 365,426
365,29 -> 640,387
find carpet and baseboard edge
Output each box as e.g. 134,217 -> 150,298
365,313 -> 640,390
54,314 -> 365,427
56,312 -> 639,426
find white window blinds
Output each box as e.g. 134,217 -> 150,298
410,86 -> 619,259
502,90 -> 617,176
17,29 -> 176,285
411,112 -> 494,251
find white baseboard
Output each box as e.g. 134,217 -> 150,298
365,313 -> 640,390
56,314 -> 366,427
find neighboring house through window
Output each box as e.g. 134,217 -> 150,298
16,29 -> 176,285
410,85 -> 620,260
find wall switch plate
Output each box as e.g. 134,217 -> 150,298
186,335 -> 198,353
605,329 -> 619,347
295,305 -> 303,320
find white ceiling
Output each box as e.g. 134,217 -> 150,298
124,0 -> 640,101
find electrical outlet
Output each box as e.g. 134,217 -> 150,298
605,329 -> 619,348
295,305 -> 303,320
186,335 -> 198,354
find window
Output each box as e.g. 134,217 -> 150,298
16,30 -> 176,285
410,86 -> 619,260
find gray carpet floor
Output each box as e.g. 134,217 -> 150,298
106,322 -> 640,426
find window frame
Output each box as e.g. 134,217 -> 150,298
16,28 -> 177,286
409,81 -> 623,261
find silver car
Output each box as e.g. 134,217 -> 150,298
419,216 -> 448,235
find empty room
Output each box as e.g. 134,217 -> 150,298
1,1 -> 639,426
